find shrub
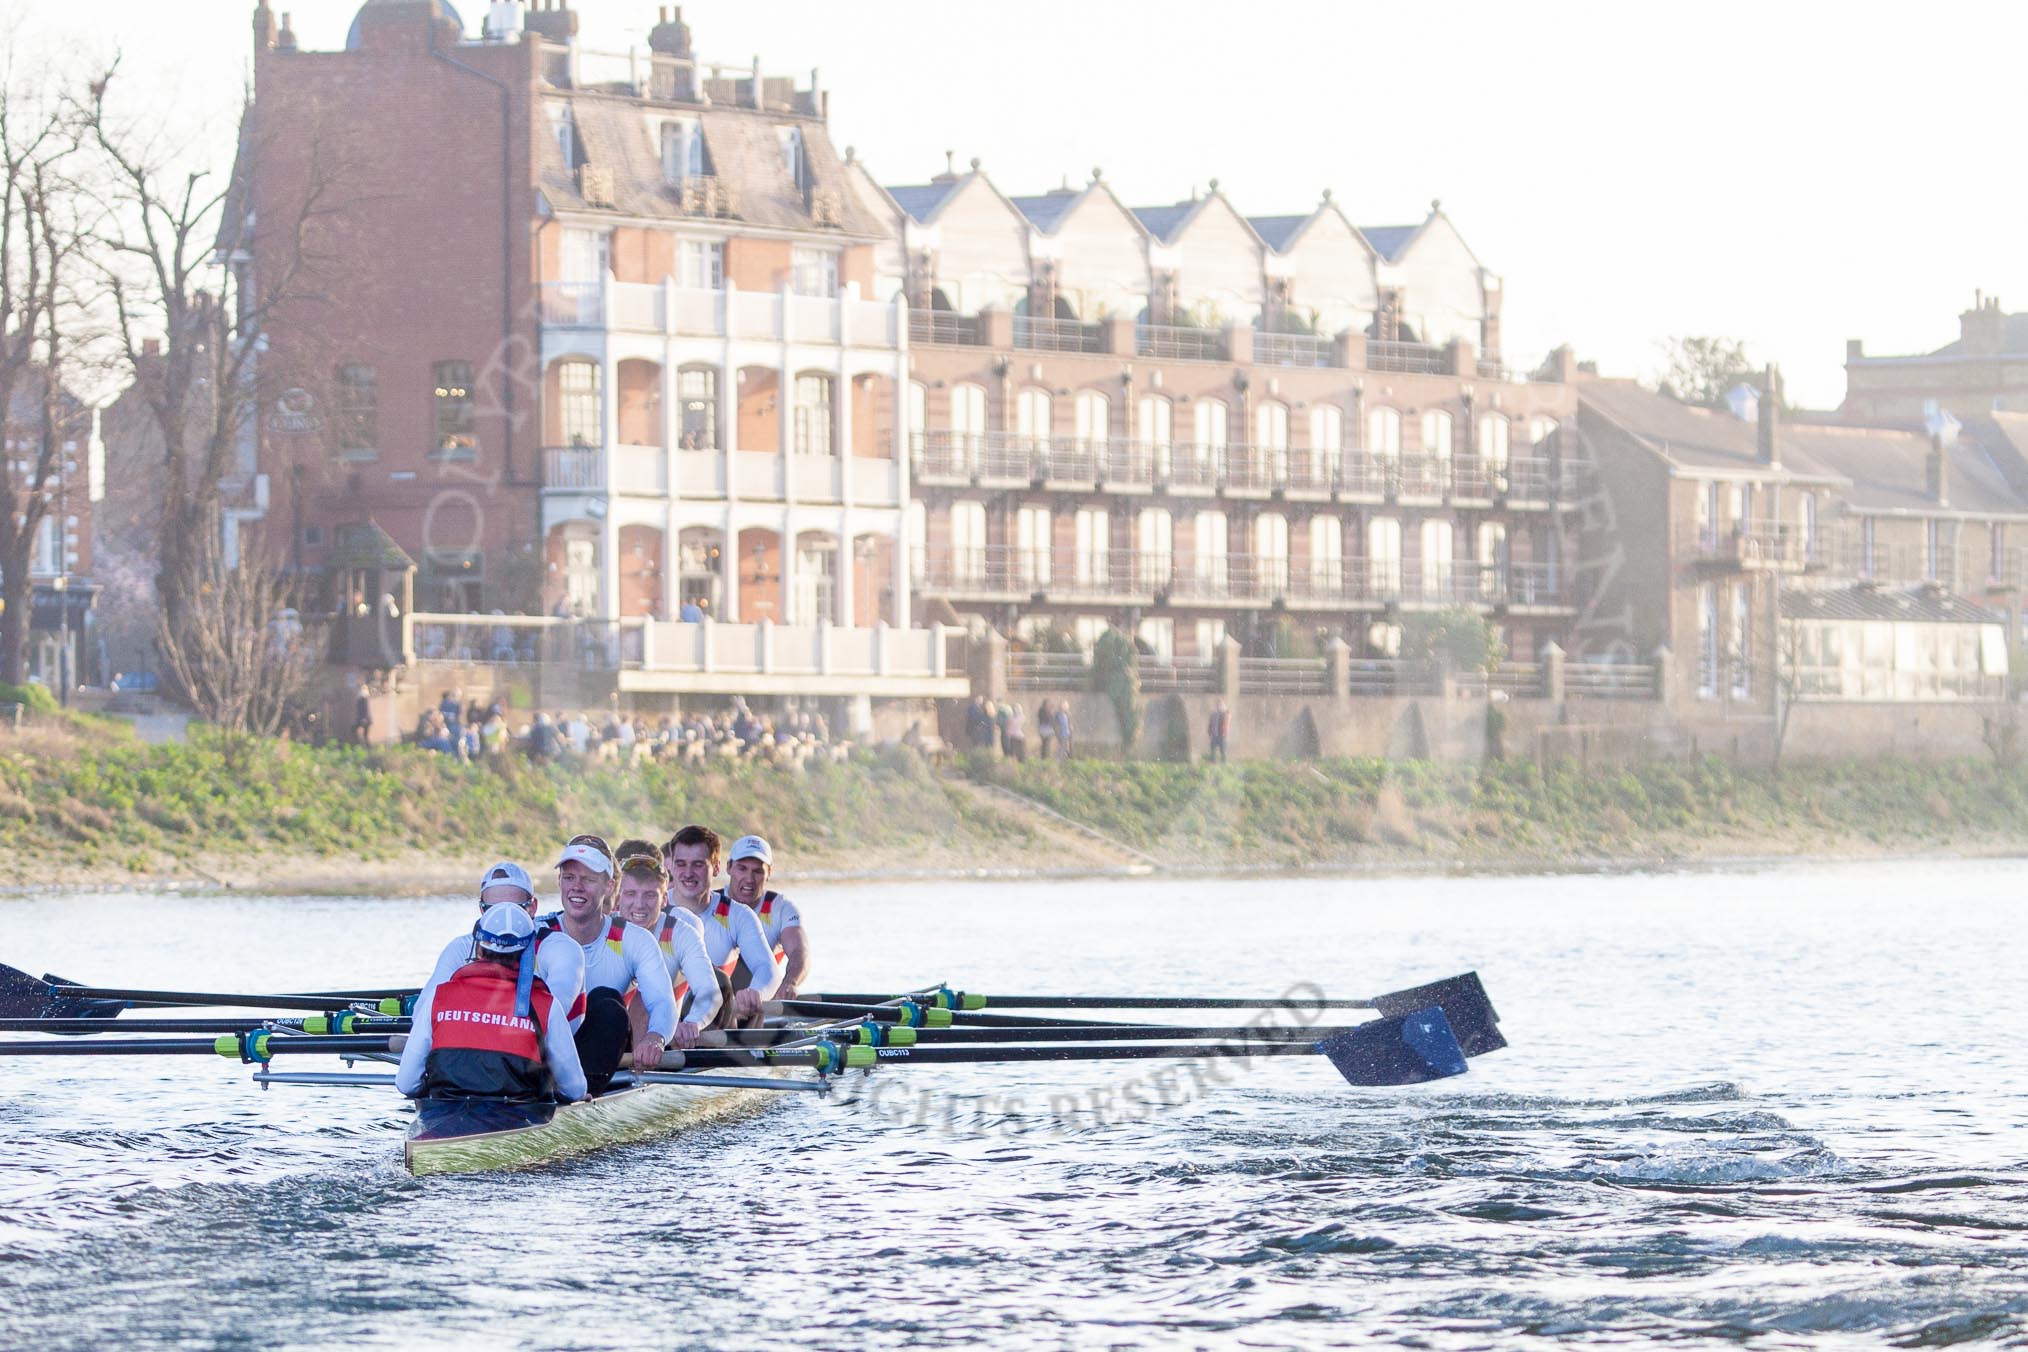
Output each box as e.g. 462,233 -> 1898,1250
1092,627 -> 1141,753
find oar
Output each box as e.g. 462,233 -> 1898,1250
772,1000 -> 1164,1030
805,973 -> 1506,1058
795,1007 -> 1472,1087
39,986 -> 415,1014
723,1022 -> 1384,1047
0,1016 -> 410,1035
0,1034 -> 402,1057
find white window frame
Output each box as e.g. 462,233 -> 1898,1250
678,239 -> 723,290
1075,508 -> 1110,586
1367,406 -> 1401,458
660,119 -> 703,185
1368,515 -> 1401,593
792,247 -> 839,299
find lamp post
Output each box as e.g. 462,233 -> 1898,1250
52,574 -> 68,707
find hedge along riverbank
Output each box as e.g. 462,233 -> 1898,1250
963,754 -> 2028,866
0,727 -> 1024,878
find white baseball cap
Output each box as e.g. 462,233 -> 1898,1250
474,902 -> 538,953
478,860 -> 535,902
728,834 -> 773,867
555,840 -> 615,876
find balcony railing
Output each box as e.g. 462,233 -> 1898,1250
908,433 -> 1581,504
1254,332 -> 1334,368
1680,519 -> 1817,571
1007,651 -> 1092,690
915,546 -> 1568,608
1565,662 -> 1658,699
538,281 -> 898,346
909,311 -> 982,346
544,447 -> 603,490
1136,323 -> 1227,361
1013,316 -> 1104,354
1237,657 -> 1330,695
1137,659 -> 1219,694
1367,339 -> 1448,374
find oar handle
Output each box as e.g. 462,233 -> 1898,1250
46,986 -> 415,1014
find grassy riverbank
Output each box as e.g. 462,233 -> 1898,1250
5,716 -> 2028,891
965,753 -> 2028,867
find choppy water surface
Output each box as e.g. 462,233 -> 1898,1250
2,859 -> 2025,1350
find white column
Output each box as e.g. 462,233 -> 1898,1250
661,353 -> 679,621
893,337 -> 913,629
661,504 -> 678,621
836,358 -> 855,629
601,511 -> 621,625
722,507 -> 740,622
781,511 -> 798,625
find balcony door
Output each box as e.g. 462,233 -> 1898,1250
1368,515 -> 1401,594
1016,506 -> 1052,587
1194,510 -> 1228,589
560,227 -> 609,326
951,382 -> 987,471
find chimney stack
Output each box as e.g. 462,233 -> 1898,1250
1959,291 -> 2007,355
648,5 -> 691,56
275,12 -> 298,52
1927,436 -> 1949,507
1756,363 -> 1781,467
252,0 -> 278,55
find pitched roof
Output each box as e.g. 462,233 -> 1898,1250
1781,584 -> 1999,625
1130,201 -> 1196,242
1247,214 -> 1308,250
885,180 -> 960,224
540,96 -> 886,237
1580,379 -> 2028,518
1010,190 -> 1082,233
1358,224 -> 1420,261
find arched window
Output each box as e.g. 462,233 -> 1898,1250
1075,391 -> 1110,449
907,381 -> 928,456
1309,515 -> 1343,593
1194,510 -> 1228,588
1421,409 -> 1453,460
793,373 -> 834,455
1420,519 -> 1454,600
950,500 -> 987,583
677,366 -> 718,450
1016,388 -> 1053,447
1367,515 -> 1401,594
1366,406 -> 1401,459
1477,413 -> 1510,468
1193,398 -> 1228,478
1256,400 -> 1290,482
1137,507 -> 1173,589
1256,512 -> 1289,592
906,500 -> 927,583
1307,405 -> 1343,490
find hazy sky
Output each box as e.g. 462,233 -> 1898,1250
19,0 -> 2028,408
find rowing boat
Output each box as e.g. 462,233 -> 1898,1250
0,971 -> 1507,1177
403,1068 -> 790,1176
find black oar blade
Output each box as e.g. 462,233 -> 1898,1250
0,963 -> 120,1020
39,974 -> 125,1021
1316,1006 -> 1467,1087
1372,971 -> 1505,1059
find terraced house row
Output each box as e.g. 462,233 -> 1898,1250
220,0 -> 1589,690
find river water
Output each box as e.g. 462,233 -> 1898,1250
1,858 -> 2024,1350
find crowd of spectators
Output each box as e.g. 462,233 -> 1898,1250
412,689 -> 846,769
964,696 -> 1072,761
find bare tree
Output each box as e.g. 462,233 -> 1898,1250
153,524 -> 320,736
80,62 -> 344,656
1769,614 -> 1806,779
0,62 -> 90,687
80,62 -> 350,716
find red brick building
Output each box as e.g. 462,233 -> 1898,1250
232,0 -> 907,626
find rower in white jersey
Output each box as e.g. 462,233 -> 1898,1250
542,839 -> 681,1093
662,824 -> 785,1028
609,838 -> 722,1041
415,862 -> 588,1034
723,834 -> 809,1000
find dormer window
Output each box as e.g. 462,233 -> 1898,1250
778,126 -> 803,187
660,119 -> 704,185
547,100 -> 579,171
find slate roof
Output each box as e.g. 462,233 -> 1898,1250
1781,584 -> 2000,625
1010,190 -> 1082,233
885,181 -> 959,224
1131,202 -> 1202,243
539,95 -> 887,237
1247,214 -> 1308,250
1358,224 -> 1419,261
1579,379 -> 2028,518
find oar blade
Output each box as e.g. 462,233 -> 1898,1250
1371,971 -> 1505,1059
0,963 -> 122,1020
1316,1006 -> 1468,1087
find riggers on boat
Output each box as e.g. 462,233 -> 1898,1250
0,970 -> 1507,1177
